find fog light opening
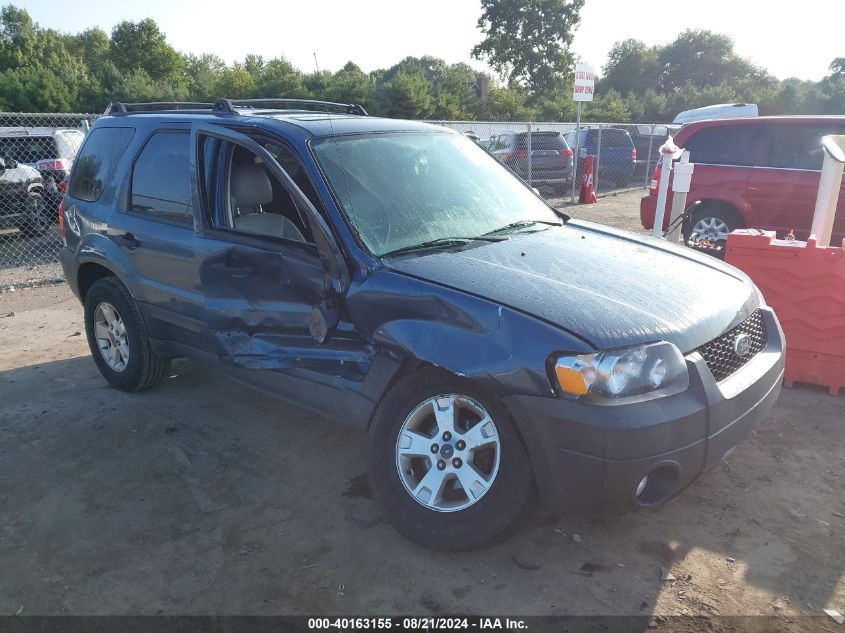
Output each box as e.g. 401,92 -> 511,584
634,463 -> 681,507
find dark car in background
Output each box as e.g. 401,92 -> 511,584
0,128 -> 85,213
640,116 -> 845,251
59,99 -> 784,551
489,130 -> 573,194
565,127 -> 637,187
620,123 -> 680,182
0,156 -> 47,236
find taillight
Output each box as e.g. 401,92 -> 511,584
58,200 -> 65,241
649,163 -> 661,195
631,148 -> 637,161
560,148 -> 574,158
36,159 -> 70,171
58,178 -> 68,195
507,150 -> 528,160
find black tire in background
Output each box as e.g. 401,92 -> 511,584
367,368 -> 534,551
83,276 -> 169,392
16,192 -> 48,238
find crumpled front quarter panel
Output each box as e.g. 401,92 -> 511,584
346,270 -> 593,398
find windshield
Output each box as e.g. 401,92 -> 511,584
312,132 -> 560,256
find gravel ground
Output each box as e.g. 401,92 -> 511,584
1,191 -> 843,624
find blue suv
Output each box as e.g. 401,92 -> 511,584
60,99 -> 785,550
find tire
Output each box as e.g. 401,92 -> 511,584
368,368 -> 534,551
682,203 -> 743,258
84,277 -> 169,392
17,192 -> 48,238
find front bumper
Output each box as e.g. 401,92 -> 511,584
504,307 -> 785,517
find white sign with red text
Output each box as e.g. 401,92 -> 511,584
573,63 -> 595,102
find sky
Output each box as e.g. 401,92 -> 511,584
16,0 -> 843,82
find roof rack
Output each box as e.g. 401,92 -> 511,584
104,98 -> 368,117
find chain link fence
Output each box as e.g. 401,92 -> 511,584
0,113 -> 98,289
429,121 -> 678,204
0,112 -> 676,290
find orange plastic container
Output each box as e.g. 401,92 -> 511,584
725,230 -> 845,395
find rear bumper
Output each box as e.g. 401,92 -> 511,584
504,307 -> 785,517
59,246 -> 81,300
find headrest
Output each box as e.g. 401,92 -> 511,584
231,163 -> 273,207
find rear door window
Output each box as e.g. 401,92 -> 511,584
683,125 -> 766,166
68,127 -> 135,202
130,131 -> 193,224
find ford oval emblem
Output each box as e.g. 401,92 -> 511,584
733,333 -> 753,357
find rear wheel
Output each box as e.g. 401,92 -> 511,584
683,203 -> 743,257
84,277 -> 169,392
368,369 -> 534,551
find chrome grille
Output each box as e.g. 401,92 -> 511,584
696,310 -> 767,382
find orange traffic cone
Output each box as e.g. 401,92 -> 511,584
579,155 -> 597,204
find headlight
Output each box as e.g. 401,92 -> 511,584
553,341 -> 689,405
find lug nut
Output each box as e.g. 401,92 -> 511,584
456,440 -> 466,451
452,458 -> 462,468
442,431 -> 452,441
430,443 -> 439,454
437,460 -> 446,471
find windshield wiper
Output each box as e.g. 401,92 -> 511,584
382,236 -> 506,258
482,219 -> 563,237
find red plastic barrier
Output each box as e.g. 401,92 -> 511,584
725,229 -> 845,395
579,155 -> 597,204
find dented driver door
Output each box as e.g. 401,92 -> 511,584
189,123 -> 376,418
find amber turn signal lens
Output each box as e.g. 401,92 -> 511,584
555,365 -> 589,396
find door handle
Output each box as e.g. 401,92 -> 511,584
119,232 -> 140,250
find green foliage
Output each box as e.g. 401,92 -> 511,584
472,0 -> 584,94
109,18 -> 185,85
598,30 -> 844,122
0,3 -> 840,122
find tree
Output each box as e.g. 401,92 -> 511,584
381,69 -> 434,119
600,39 -> 659,96
471,0 -> 584,94
657,30 -> 763,92
185,53 -> 226,101
110,18 -> 185,84
830,57 -> 845,77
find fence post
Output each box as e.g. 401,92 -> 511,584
594,124 -> 603,196
644,124 -> 655,189
526,122 -> 533,188
571,102 -> 582,204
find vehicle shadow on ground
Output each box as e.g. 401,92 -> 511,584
0,355 -> 842,620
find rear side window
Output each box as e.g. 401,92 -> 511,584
131,131 -> 193,223
766,123 -> 845,170
68,127 -> 134,202
683,125 -> 766,166
600,129 -> 634,148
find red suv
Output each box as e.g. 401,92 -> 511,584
641,116 -> 845,249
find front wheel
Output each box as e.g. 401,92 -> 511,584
368,369 -> 534,551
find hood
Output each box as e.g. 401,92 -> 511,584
384,220 -> 760,352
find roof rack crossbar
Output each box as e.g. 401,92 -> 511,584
105,98 -> 368,117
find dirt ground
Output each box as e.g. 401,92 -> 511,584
1,191 -> 843,622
